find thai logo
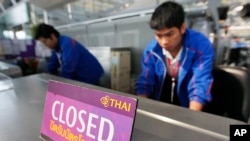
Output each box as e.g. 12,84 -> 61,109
100,96 -> 110,107
100,95 -> 131,112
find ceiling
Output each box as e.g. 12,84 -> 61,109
31,0 -> 137,25
29,0 -> 75,10
1,0 -> 250,26
0,0 -> 212,26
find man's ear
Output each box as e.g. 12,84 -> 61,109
50,33 -> 57,41
50,33 -> 55,39
180,23 -> 186,34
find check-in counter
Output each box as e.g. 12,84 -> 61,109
0,73 -> 247,141
0,61 -> 22,78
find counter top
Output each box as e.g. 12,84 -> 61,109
0,61 -> 22,78
0,73 -> 246,141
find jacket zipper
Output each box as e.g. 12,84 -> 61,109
150,48 -> 189,100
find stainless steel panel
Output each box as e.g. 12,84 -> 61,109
88,47 -> 111,59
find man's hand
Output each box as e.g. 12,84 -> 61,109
189,101 -> 203,111
138,94 -> 148,98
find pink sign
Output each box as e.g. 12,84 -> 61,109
40,81 -> 137,141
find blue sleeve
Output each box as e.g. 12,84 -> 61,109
60,39 -> 80,79
188,41 -> 214,106
136,50 -> 156,96
48,51 -> 60,74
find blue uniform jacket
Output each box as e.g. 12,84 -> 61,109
48,35 -> 104,85
136,29 -> 214,107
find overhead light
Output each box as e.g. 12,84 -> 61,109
233,5 -> 243,12
124,3 -> 130,8
229,26 -> 250,30
67,4 -> 72,19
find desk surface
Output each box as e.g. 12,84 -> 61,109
0,61 -> 22,77
0,73 -> 246,141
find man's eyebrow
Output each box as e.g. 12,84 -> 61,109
155,31 -> 173,36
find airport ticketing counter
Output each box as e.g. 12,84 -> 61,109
0,73 -> 247,141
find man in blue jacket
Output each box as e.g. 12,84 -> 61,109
35,23 -> 104,85
136,1 -> 214,111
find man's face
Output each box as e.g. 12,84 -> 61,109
154,24 -> 185,52
38,34 -> 57,49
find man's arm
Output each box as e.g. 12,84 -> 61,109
136,51 -> 156,98
188,41 -> 214,111
60,39 -> 80,79
47,51 -> 60,74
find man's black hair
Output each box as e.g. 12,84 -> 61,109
149,1 -> 185,30
34,23 -> 60,39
